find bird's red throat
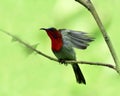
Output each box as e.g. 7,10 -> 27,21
47,32 -> 63,52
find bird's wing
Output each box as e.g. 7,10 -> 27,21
59,29 -> 94,49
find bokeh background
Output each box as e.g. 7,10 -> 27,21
0,0 -> 120,96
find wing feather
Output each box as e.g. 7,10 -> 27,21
59,29 -> 94,49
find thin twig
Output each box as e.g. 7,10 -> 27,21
0,29 -> 56,61
66,61 -> 116,70
0,29 -> 116,72
75,0 -> 120,73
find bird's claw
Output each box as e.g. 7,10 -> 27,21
58,59 -> 65,64
58,59 -> 67,65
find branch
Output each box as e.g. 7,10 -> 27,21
0,29 -> 117,72
0,29 -> 56,61
75,0 -> 120,73
66,61 -> 116,70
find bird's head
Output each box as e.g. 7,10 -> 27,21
40,27 -> 62,39
40,27 -> 63,51
40,27 -> 57,33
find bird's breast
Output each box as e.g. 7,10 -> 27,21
51,38 -> 63,52
53,44 -> 76,60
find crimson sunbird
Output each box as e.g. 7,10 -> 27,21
40,27 -> 94,84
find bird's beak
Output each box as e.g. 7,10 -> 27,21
40,28 -> 47,30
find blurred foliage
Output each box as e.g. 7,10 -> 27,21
0,0 -> 120,96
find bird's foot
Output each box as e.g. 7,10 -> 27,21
58,59 -> 67,66
58,59 -> 66,64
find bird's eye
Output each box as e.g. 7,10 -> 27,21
52,33 -> 57,38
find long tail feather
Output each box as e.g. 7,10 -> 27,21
72,63 -> 86,84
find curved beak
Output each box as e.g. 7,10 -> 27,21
40,28 -> 47,30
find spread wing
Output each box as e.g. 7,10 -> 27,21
59,29 -> 94,49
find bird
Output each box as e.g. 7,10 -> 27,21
40,27 -> 94,84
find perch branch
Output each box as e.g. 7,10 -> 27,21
0,29 -> 116,72
75,0 -> 120,73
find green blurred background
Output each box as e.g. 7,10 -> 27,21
0,0 -> 120,96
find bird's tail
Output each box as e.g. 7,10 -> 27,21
72,63 -> 86,84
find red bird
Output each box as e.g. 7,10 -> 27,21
41,27 -> 94,84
